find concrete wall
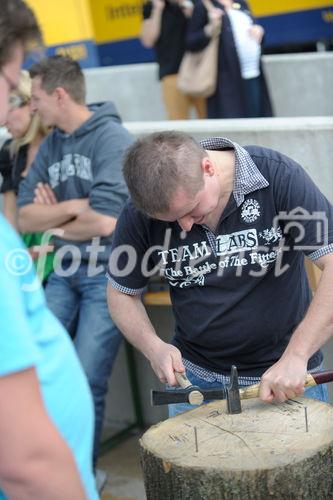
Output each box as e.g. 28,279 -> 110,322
103,116 -> 333,430
125,116 -> 333,202
84,52 -> 333,122
263,52 -> 333,117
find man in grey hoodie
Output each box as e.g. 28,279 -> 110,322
17,55 -> 133,469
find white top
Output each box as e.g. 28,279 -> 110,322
228,8 -> 261,79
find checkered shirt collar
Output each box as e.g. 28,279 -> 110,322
200,137 -> 269,206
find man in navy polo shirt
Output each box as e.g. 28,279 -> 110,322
107,131 -> 333,415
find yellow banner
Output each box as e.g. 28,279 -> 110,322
248,0 -> 333,17
88,0 -> 145,43
26,0 -> 94,45
25,0 -> 333,49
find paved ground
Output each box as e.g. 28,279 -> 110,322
100,433 -> 146,500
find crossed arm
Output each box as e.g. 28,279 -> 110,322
18,183 -> 116,241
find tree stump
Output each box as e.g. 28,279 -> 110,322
139,398 -> 333,499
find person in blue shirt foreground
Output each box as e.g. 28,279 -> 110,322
17,55 -> 132,469
0,1 -> 98,498
107,131 -> 333,416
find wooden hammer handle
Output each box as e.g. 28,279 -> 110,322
174,372 -> 204,405
239,373 -> 318,400
175,371 -> 192,389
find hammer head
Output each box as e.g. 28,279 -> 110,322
151,365 -> 243,411
226,365 -> 242,414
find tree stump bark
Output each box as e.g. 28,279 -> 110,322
139,398 -> 333,499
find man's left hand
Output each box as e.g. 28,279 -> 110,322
259,355 -> 308,403
33,182 -> 58,205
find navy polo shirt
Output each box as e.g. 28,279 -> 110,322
108,138 -> 333,377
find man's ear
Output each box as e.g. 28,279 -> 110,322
201,157 -> 215,176
54,86 -> 67,104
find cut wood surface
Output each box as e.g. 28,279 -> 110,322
140,398 -> 333,499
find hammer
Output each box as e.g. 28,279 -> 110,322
151,365 -> 333,414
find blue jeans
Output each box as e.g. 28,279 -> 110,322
45,264 -> 122,465
168,367 -> 329,418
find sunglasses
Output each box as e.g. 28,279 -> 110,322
8,94 -> 30,109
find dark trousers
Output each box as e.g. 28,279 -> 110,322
243,76 -> 263,118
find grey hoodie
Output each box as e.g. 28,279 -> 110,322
18,102 -> 132,263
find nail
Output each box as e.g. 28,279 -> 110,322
304,406 -> 309,432
194,426 -> 198,452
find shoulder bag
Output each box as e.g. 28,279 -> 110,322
177,0 -> 220,98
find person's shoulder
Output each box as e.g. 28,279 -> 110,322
244,145 -> 304,184
89,101 -> 121,121
93,125 -> 133,158
90,103 -> 132,140
119,199 -> 166,231
114,200 -> 151,246
0,138 -> 12,151
0,139 -> 12,164
100,118 -> 132,138
121,199 -> 149,223
244,145 -> 298,169
37,129 -> 56,150
115,200 -> 170,253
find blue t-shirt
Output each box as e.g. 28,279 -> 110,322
108,140 -> 333,377
0,215 -> 98,500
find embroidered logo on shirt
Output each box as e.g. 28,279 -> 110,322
259,226 -> 282,244
241,199 -> 261,223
